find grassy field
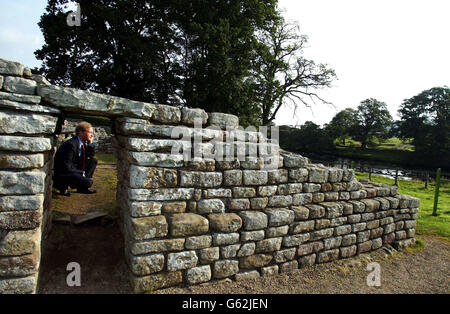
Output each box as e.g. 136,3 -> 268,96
356,172 -> 450,238
334,137 -> 415,165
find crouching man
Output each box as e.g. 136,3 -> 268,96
53,121 -> 98,196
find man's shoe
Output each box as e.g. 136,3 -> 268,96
77,188 -> 97,194
60,189 -> 71,196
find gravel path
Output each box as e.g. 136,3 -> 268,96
156,235 -> 449,294
38,225 -> 449,294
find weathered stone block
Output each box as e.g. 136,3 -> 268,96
213,260 -> 239,278
267,169 -> 288,184
250,197 -> 268,210
208,112 -> 239,130
0,195 -> 43,212
282,233 -> 310,247
273,248 -> 297,263
255,237 -> 282,253
0,211 -> 41,230
277,183 -> 303,195
227,198 -> 251,211
0,228 -> 40,256
212,233 -> 240,246
317,249 -> 339,263
223,170 -> 242,186
0,58 -> 24,76
131,272 -> 182,293
324,237 -> 342,250
129,254 -> 164,276
235,270 -> 260,281
185,235 -> 212,250
168,213 -> 209,237
243,170 -> 268,185
128,216 -> 168,240
238,211 -> 268,230
258,185 -> 278,197
292,193 -> 313,206
220,244 -> 241,258
239,254 -> 272,269
0,111 -> 57,134
167,251 -> 198,271
340,245 -> 357,258
128,188 -> 195,201
309,228 -> 333,241
3,76 -> 37,95
0,171 -> 45,195
265,208 -> 294,227
197,199 -> 225,214
268,195 -> 293,207
199,247 -> 220,264
129,166 -> 177,188
306,204 -> 325,219
186,265 -> 211,284
232,187 -> 256,198
179,171 -> 222,188
240,230 -> 265,242
289,168 -> 309,182
208,213 -> 242,232
290,220 -> 315,234
237,242 -> 255,257
129,238 -> 185,255
261,265 -> 279,276
265,225 -> 289,237
307,166 -> 329,183
181,108 -> 208,125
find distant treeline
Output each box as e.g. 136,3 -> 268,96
279,87 -> 450,171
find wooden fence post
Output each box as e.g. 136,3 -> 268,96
432,168 -> 442,216
394,169 -> 399,186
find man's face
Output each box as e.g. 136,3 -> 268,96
80,127 -> 94,143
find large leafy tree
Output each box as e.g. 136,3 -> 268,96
251,18 -> 336,126
325,108 -> 358,145
352,98 -> 393,149
35,0 -> 280,125
398,86 -> 450,168
35,0 -> 181,104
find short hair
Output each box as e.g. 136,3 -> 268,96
75,121 -> 92,135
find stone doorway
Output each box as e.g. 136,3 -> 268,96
37,114 -> 129,293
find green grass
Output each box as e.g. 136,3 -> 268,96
96,153 -> 117,165
355,172 -> 450,238
333,137 -> 416,165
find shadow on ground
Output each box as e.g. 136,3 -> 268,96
38,218 -> 130,294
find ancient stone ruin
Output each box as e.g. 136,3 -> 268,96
0,57 -> 419,293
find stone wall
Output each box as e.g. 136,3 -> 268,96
0,57 -> 419,294
0,58 -> 58,293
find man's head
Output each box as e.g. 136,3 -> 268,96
75,122 -> 94,143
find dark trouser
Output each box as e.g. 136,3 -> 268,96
53,158 -> 98,191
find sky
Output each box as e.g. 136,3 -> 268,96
0,0 -> 449,127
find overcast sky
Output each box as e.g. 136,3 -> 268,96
1,0 -> 449,127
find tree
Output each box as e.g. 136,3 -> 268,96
352,98 -> 393,149
35,0 -> 280,125
398,86 -> 450,168
251,17 -> 336,126
35,0 -> 181,104
279,122 -> 334,153
325,108 -> 358,146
